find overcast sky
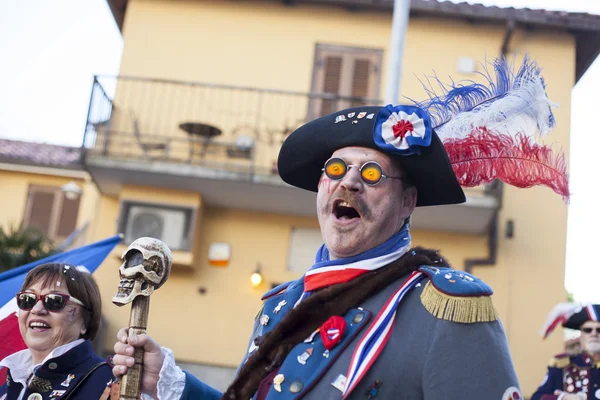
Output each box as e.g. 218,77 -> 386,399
1,0 -> 599,303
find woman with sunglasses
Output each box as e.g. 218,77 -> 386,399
0,263 -> 114,400
532,304 -> 600,400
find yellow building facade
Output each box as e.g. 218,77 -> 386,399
4,0 -> 600,395
91,0 -> 599,395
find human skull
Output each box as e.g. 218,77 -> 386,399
113,237 -> 172,306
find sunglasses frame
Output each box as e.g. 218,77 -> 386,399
322,157 -> 407,186
581,327 -> 600,334
16,291 -> 85,312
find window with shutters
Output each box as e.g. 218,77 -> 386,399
22,185 -> 81,242
308,44 -> 383,120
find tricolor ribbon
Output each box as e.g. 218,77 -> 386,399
342,271 -> 424,399
586,305 -> 599,321
303,226 -> 412,293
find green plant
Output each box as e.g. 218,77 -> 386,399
0,225 -> 55,272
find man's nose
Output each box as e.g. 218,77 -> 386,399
340,167 -> 363,192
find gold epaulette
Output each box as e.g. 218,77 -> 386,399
420,281 -> 498,324
549,354 -> 571,368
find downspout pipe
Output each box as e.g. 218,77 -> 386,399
501,19 -> 516,56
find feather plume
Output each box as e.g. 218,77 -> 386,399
414,56 -> 557,141
444,128 -> 569,202
539,303 -> 583,339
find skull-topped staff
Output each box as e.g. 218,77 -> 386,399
113,237 -> 172,400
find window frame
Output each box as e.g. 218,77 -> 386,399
308,43 -> 384,120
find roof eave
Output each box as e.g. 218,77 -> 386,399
106,0 -> 600,82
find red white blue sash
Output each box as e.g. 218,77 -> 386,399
304,226 -> 411,293
342,271 -> 425,398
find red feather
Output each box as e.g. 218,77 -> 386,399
443,128 -> 569,202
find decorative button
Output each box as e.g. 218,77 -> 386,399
289,381 -> 304,393
28,394 -> 43,400
353,312 -> 365,324
48,362 -> 58,370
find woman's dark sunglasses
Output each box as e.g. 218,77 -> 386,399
322,157 -> 408,186
16,292 -> 85,312
582,327 -> 600,334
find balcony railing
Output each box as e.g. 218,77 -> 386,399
83,76 -> 381,176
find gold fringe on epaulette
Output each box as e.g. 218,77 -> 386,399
420,281 -> 498,323
550,356 -> 570,368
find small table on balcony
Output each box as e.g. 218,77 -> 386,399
179,122 -> 222,161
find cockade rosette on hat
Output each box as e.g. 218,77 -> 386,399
373,105 -> 432,155
277,104 -> 465,207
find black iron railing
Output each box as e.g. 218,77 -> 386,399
82,75 -> 380,176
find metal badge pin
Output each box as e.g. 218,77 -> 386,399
297,348 -> 314,365
49,390 -> 66,398
273,300 -> 287,314
357,112 -> 367,119
248,341 -> 259,354
273,374 -> 285,392
323,349 -> 330,358
61,374 -> 75,387
331,374 -> 347,392
335,115 -> 346,123
366,113 -> 375,119
304,329 -> 319,343
260,314 -> 270,326
365,380 -> 383,399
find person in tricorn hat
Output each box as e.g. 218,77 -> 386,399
110,57 -> 568,399
532,304 -> 600,400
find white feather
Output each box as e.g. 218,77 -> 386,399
539,302 -> 582,338
437,78 -> 558,141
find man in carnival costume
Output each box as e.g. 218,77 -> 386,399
110,57 -> 569,399
532,304 -> 600,400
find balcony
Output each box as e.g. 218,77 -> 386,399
83,76 -> 499,234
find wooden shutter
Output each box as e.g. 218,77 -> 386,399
320,56 -> 343,116
26,191 -> 55,236
57,196 -> 81,238
350,58 -> 371,108
309,44 -> 383,119
23,185 -> 81,241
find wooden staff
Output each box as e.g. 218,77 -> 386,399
120,295 -> 150,399
113,237 -> 172,400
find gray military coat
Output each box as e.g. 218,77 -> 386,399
180,264 -> 520,399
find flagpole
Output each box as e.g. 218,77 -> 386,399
385,0 -> 411,105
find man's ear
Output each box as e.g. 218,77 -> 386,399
402,186 -> 417,214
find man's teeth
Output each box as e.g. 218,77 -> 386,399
30,322 -> 50,329
339,201 -> 351,207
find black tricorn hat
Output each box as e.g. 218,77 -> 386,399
564,305 -> 600,330
277,105 -> 465,207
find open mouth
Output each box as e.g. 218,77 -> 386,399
29,321 -> 51,332
333,199 -> 361,220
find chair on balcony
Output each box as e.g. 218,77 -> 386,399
132,118 -> 171,160
226,135 -> 254,159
